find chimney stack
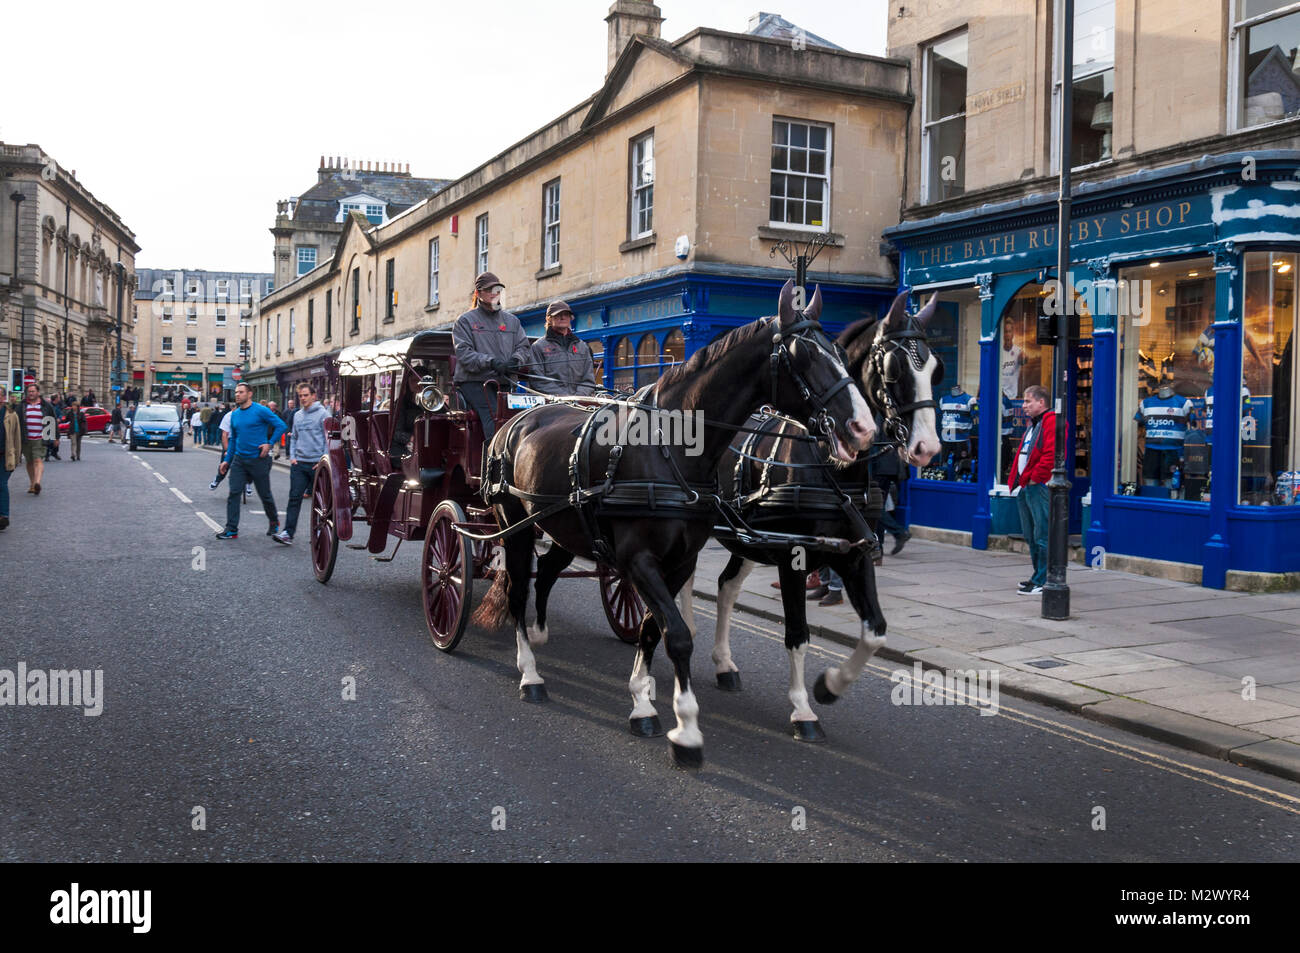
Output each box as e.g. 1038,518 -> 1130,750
605,0 -> 663,76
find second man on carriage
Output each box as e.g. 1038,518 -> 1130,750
527,300 -> 596,397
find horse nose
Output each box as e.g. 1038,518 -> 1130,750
847,416 -> 875,449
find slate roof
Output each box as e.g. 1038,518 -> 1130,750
745,11 -> 843,51
292,171 -> 452,226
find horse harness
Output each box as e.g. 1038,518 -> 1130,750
868,320 -> 941,446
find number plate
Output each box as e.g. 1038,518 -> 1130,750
507,394 -> 544,409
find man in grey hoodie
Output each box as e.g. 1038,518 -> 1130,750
274,382 -> 330,544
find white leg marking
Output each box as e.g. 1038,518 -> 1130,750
526,622 -> 549,647
628,649 -> 658,719
712,560 -> 754,676
788,643 -> 818,723
666,677 -> 703,750
677,573 -> 697,641
824,620 -> 887,698
515,624 -> 544,687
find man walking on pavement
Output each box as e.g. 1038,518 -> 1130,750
21,384 -> 54,495
215,382 -> 287,542
1007,384 -> 1063,595
274,383 -> 328,544
0,395 -> 20,530
63,398 -> 87,461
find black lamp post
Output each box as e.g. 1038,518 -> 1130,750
1043,0 -> 1075,621
9,191 -> 24,378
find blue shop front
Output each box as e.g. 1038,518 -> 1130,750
515,270 -> 894,394
885,150 -> 1300,589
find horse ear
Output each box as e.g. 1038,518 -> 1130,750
914,293 -> 939,328
806,285 -> 823,322
879,291 -> 909,334
778,279 -> 796,326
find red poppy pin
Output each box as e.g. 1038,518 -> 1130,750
499,324 -> 506,331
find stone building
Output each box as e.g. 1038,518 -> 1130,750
269,159 -> 451,294
884,0 -> 1300,588
133,268 -> 273,399
0,142 -> 138,403
251,2 -> 911,404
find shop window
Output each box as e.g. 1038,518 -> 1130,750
588,338 -> 604,387
636,333 -> 661,386
1240,251 -> 1298,505
663,329 -> 685,371
996,283 -> 1095,485
612,337 -> 634,392
1234,1 -> 1300,129
916,289 -> 981,482
1116,256 -> 1214,500
922,31 -> 967,203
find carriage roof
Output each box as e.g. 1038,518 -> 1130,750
335,330 -> 454,377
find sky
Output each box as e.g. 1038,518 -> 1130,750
1,0 -> 890,274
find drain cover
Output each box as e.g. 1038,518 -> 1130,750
1025,659 -> 1068,669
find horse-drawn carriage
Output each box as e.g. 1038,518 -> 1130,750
308,329 -> 645,651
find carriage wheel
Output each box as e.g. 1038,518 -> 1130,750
310,463 -> 339,584
423,500 -> 473,653
599,566 -> 645,645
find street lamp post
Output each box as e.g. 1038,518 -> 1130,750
1043,0 -> 1075,620
113,261 -> 125,404
9,191 -> 25,377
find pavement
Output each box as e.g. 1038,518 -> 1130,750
690,534 -> 1300,785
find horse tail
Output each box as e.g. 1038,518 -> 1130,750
472,566 -> 511,630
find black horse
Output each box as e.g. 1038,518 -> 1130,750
470,281 -> 875,768
677,291 -> 942,741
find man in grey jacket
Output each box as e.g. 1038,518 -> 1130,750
274,382 -> 330,544
452,271 -> 531,440
527,300 -> 596,396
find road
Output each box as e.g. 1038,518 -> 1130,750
2,434 -> 1298,862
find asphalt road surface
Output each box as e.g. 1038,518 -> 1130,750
2,434 -> 1298,862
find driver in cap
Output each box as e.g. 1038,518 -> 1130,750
452,271 -> 532,440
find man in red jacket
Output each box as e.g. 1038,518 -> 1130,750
1008,384 -> 1064,595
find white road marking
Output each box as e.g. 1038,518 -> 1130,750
153,472 -> 168,484
196,511 -> 223,532
170,487 -> 192,503
139,461 -> 153,470
130,454 -> 140,460
696,604 -> 1300,816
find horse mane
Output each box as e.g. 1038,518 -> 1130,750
837,316 -> 880,376
656,317 -> 772,391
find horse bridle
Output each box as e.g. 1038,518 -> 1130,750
770,316 -> 855,441
867,321 -> 940,445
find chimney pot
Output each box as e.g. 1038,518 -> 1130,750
605,1 -> 663,76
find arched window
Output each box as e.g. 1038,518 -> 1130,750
663,329 -> 685,371
612,337 -> 634,392
587,338 -> 605,388
636,333 -> 661,386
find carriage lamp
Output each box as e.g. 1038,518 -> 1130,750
417,377 -> 445,413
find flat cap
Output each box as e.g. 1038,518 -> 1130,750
474,271 -> 503,292
545,300 -> 574,319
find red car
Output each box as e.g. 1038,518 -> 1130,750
58,406 -> 113,436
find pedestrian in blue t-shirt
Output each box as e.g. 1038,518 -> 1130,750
215,382 -> 287,541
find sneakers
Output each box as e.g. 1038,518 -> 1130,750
806,585 -> 829,600
272,530 -> 292,546
1017,581 -> 1043,595
818,589 -> 844,607
266,524 -> 281,537
215,530 -> 238,540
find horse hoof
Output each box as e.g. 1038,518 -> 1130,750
791,719 -> 827,743
813,672 -> 839,705
520,683 -> 549,704
670,741 -> 704,770
629,715 -> 663,738
715,671 -> 743,692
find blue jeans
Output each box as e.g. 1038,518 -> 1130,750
0,464 -> 11,518
225,455 -> 277,533
283,462 -> 315,538
822,566 -> 842,591
1015,482 -> 1050,587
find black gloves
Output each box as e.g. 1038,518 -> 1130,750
507,357 -> 523,372
490,359 -> 509,376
